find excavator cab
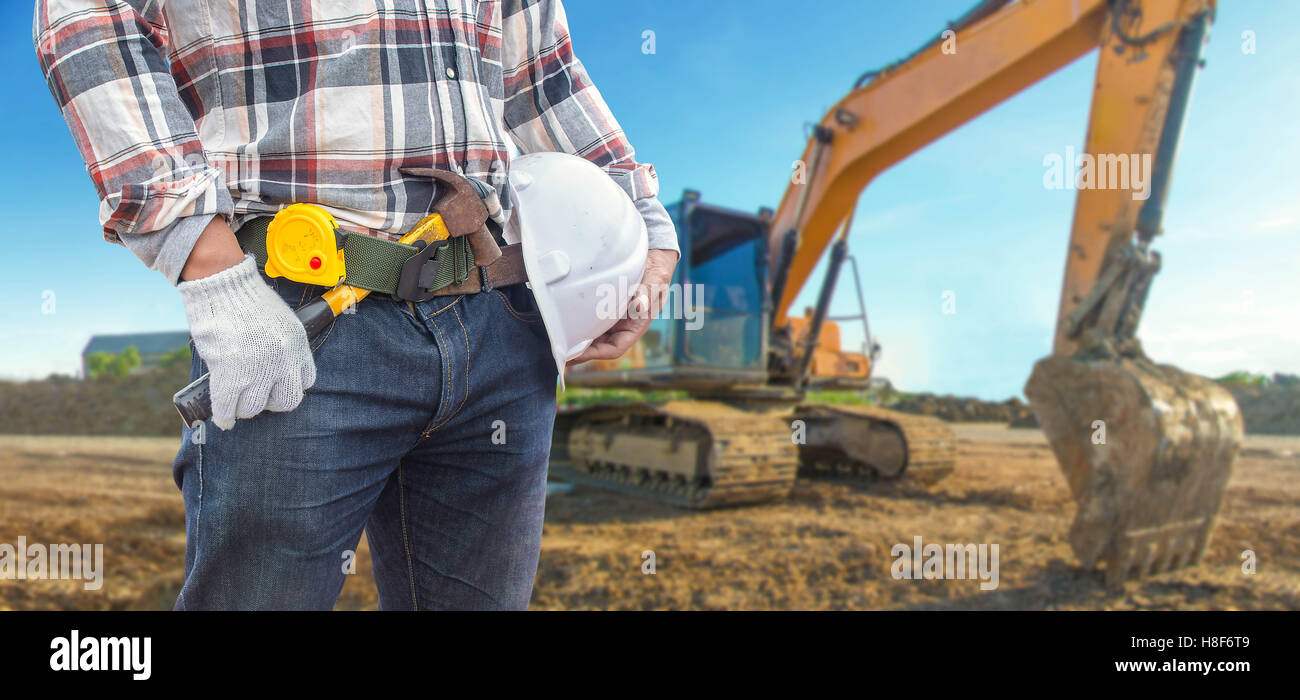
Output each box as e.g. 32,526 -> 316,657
568,191 -> 873,389
560,188 -> 956,504
568,192 -> 773,388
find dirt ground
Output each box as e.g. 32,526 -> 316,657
0,426 -> 1295,610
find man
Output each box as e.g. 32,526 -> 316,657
34,0 -> 678,610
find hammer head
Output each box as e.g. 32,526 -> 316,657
399,167 -> 502,266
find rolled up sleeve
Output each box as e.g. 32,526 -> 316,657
34,0 -> 232,282
500,0 -> 678,253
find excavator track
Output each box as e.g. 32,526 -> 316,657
794,403 -> 956,484
563,400 -> 799,509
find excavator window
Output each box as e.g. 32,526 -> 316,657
675,201 -> 769,372
687,204 -> 768,266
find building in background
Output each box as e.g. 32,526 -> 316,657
81,331 -> 190,378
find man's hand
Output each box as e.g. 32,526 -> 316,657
569,248 -> 679,365
177,217 -> 317,430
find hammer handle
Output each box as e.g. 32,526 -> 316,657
465,225 -> 502,267
172,298 -> 335,426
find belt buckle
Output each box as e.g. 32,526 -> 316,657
394,240 -> 443,303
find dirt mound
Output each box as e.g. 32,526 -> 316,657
889,393 -> 1039,427
886,375 -> 1300,435
4,366 -> 1294,439
1224,380 -> 1300,435
0,364 -> 189,437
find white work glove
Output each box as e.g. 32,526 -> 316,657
177,255 -> 317,430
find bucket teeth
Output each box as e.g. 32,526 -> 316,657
1103,519 -> 1213,585
1026,355 -> 1242,583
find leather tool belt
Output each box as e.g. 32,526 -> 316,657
236,216 -> 528,301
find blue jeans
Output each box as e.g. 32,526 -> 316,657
171,272 -> 557,610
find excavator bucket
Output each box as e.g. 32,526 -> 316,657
1025,355 -> 1242,584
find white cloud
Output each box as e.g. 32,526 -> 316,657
870,328 -> 933,390
853,193 -> 976,234
1252,216 -> 1295,233
1141,303 -> 1300,379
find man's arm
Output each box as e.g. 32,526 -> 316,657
500,0 -> 679,364
33,0 -> 234,283
499,0 -> 678,256
34,1 -> 313,429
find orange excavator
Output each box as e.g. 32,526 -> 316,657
556,0 -> 1242,583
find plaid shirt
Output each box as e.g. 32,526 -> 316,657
34,0 -> 675,282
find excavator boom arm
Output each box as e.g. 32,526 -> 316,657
768,0 -> 1215,340
767,0 -> 1240,583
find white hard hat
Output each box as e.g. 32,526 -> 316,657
508,152 -> 648,389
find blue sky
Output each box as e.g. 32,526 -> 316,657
2,1 -> 1296,399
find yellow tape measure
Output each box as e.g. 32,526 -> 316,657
264,203 -> 454,288
264,203 -> 347,287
